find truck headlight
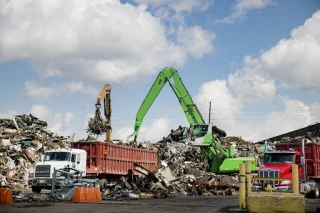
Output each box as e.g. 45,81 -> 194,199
281,180 -> 291,185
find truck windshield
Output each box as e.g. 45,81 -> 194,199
264,153 -> 294,164
191,125 -> 209,139
44,152 -> 71,161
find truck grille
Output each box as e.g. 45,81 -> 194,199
259,169 -> 279,187
35,165 -> 51,177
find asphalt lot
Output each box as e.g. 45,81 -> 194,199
1,196 -> 319,213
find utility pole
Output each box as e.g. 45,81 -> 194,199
208,101 -> 211,124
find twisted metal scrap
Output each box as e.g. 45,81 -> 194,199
87,108 -> 111,136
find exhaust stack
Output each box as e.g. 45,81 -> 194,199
302,138 -> 307,182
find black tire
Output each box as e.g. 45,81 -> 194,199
32,186 -> 41,193
306,183 -> 320,199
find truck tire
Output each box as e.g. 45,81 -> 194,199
32,186 -> 41,193
307,183 -> 320,199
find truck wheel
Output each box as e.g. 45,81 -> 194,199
315,183 -> 320,199
32,186 -> 41,193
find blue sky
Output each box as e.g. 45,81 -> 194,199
0,0 -> 319,142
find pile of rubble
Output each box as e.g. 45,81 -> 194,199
101,125 -> 277,199
102,139 -> 239,200
0,114 -> 71,188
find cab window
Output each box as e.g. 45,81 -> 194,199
71,154 -> 76,163
295,155 -> 301,165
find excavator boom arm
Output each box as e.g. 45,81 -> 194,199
133,67 -> 204,141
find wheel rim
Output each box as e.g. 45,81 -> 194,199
316,184 -> 319,198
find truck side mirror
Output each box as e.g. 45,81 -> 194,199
301,157 -> 305,166
40,155 -> 44,162
255,157 -> 260,167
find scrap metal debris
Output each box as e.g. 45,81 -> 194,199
87,108 -> 111,136
102,124 -> 319,200
101,136 -> 241,199
0,114 -> 71,188
4,116 -> 319,202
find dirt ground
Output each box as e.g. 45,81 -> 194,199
0,196 -> 319,213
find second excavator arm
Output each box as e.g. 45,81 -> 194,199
87,84 -> 112,141
131,67 -> 205,142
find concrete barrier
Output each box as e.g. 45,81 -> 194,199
0,188 -> 13,205
72,187 -> 102,203
247,192 -> 305,213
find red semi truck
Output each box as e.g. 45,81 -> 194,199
253,139 -> 320,198
31,141 -> 158,193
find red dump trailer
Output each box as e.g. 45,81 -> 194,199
275,141 -> 320,181
71,141 -> 159,180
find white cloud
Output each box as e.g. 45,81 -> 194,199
113,117 -> 171,142
0,0 -> 204,83
228,10 -> 320,92
64,112 -> 74,125
30,105 -> 50,121
177,26 -> 215,59
139,117 -> 171,142
23,80 -> 98,100
112,126 -> 135,141
193,10 -> 320,141
262,98 -> 313,138
24,81 -> 57,100
0,110 -> 18,119
28,106 -> 78,136
215,0 -> 274,24
219,9 -> 320,106
194,80 -> 243,126
193,82 -> 320,141
168,0 -> 213,13
134,0 -> 213,26
49,113 -> 63,134
259,10 -> 320,89
133,0 -> 213,13
228,67 -> 276,103
66,81 -> 99,96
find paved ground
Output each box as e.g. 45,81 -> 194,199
1,196 -> 319,213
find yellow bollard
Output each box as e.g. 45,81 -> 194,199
239,163 -> 246,209
292,164 -> 299,194
245,161 -> 252,194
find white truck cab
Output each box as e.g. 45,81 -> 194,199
31,148 -> 86,193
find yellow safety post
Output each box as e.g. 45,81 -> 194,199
239,163 -> 246,209
292,164 -> 299,194
245,161 -> 252,194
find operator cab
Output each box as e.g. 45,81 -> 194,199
191,124 -> 209,139
190,124 -> 211,146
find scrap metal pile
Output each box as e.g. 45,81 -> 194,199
102,151 -> 238,200
0,114 -> 71,188
101,125 -> 277,199
103,136 -> 240,199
